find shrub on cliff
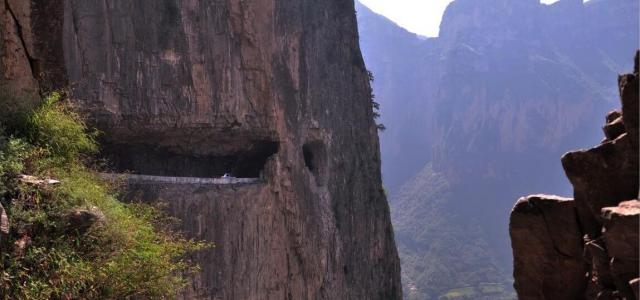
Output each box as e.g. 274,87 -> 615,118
0,91 -> 208,298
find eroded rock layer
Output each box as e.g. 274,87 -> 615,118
0,0 -> 401,299
510,52 -> 640,300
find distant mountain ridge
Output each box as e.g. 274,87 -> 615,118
356,0 -> 638,298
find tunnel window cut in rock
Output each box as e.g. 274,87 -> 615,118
303,141 -> 326,182
102,140 -> 278,179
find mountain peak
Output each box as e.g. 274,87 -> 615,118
439,0 -> 541,40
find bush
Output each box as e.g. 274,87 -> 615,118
0,91 -> 208,298
28,93 -> 98,165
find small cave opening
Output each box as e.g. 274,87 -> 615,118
101,140 -> 279,179
302,141 -> 326,182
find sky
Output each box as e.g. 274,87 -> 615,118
358,0 -> 563,37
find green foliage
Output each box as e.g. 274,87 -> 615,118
28,92 -> 98,166
439,284 -> 513,300
0,138 -> 33,176
367,69 -> 386,131
441,286 -> 476,299
393,164 -> 515,300
0,91 -> 209,299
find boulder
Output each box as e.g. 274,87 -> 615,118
17,174 -> 61,186
603,116 -> 625,141
510,194 -> 587,299
602,200 -> 640,299
63,206 -> 105,235
605,110 -> 622,123
0,202 -> 8,244
602,200 -> 640,259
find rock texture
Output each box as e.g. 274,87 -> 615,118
0,0 -> 66,92
510,52 -> 639,300
510,195 -> 587,300
0,201 -> 8,241
0,0 -> 37,92
0,1 -> 401,299
62,206 -> 105,235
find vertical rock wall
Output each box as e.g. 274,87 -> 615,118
0,0 -> 402,299
0,0 -> 66,92
0,0 -> 37,92
510,52 -> 639,300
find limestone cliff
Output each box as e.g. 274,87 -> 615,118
0,1 -> 401,299
510,52 -> 639,300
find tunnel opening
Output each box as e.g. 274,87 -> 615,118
101,140 -> 279,179
303,141 -> 326,182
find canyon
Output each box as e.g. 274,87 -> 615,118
356,0 -> 638,298
0,0 -> 401,299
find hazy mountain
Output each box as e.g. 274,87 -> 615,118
356,0 -> 638,298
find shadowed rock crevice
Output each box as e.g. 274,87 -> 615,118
102,140 -> 279,178
303,141 -> 327,184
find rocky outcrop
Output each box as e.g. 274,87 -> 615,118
510,52 -> 639,299
0,1 -> 401,299
0,202 -> 8,242
601,200 -> 640,299
510,195 -> 587,299
62,206 -> 105,235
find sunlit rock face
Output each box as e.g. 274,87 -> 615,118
510,52 -> 639,300
0,0 -> 402,299
510,195 -> 587,300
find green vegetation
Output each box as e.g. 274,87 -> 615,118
392,164 -> 516,300
367,70 -> 386,131
441,286 -> 476,299
0,90 -> 208,299
479,283 -> 508,294
439,283 -> 514,300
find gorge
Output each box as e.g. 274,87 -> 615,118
356,0 -> 638,298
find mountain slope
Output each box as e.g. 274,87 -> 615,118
356,0 -> 638,298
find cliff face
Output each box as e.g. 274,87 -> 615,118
510,53 -> 639,300
0,1 -> 402,299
